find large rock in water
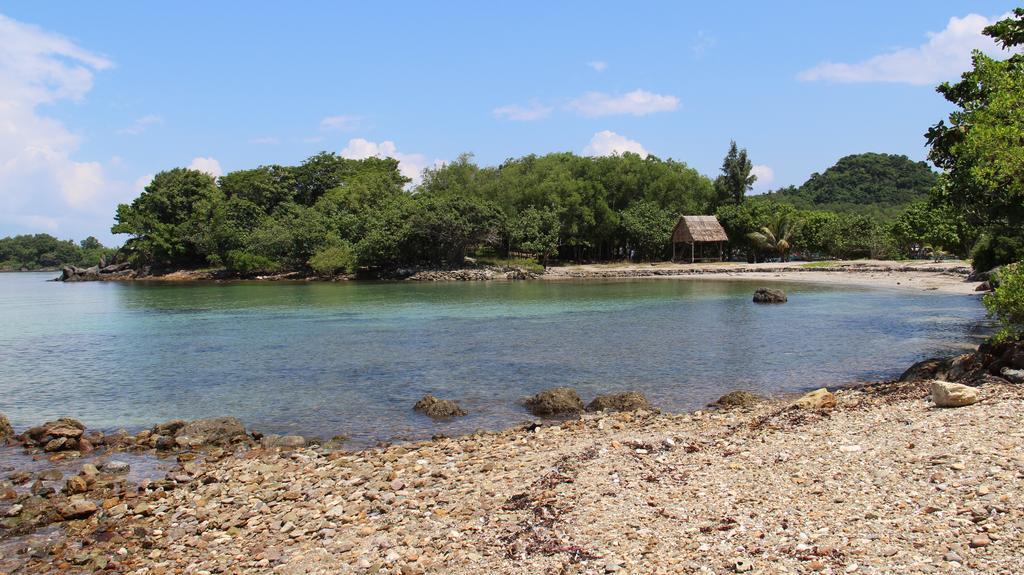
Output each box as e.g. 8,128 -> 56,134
752,288 -> 787,304
931,380 -> 980,407
177,417 -> 248,446
525,387 -> 584,416
586,391 -> 652,412
413,395 -> 468,418
23,418 -> 85,451
0,413 -> 13,444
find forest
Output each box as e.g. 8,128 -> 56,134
0,234 -> 115,271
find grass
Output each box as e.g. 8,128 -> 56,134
475,256 -> 546,273
801,261 -> 842,268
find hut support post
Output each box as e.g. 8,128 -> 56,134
690,242 -> 695,263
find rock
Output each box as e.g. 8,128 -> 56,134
945,353 -> 980,382
975,281 -> 991,291
752,287 -> 787,304
43,437 -> 78,452
586,391 -> 652,412
1001,367 -> 1024,384
177,417 -> 248,447
65,476 -> 88,494
899,357 -> 950,382
0,413 -> 13,444
713,390 -> 764,409
793,388 -> 836,410
969,535 -> 991,548
323,434 -> 348,450
413,395 -> 468,418
25,418 -> 86,448
154,435 -> 176,450
734,558 -> 754,572
57,499 -> 98,520
30,480 -> 55,498
262,435 -> 307,449
524,387 -> 584,416
931,380 -> 980,407
98,460 -> 130,474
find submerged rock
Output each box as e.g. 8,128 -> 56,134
931,380 -> 979,407
262,435 -> 307,449
413,395 -> 468,418
0,413 -> 13,443
98,460 -> 130,474
177,417 -> 248,447
525,387 -> 584,417
586,391 -> 652,413
713,390 -> 764,409
792,388 -> 836,410
752,287 -> 787,304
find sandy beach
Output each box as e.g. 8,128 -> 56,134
543,260 -> 981,295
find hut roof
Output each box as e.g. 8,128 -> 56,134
672,215 -> 729,243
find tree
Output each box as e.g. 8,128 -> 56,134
619,200 -> 675,261
714,141 -> 756,207
984,262 -> 1024,342
890,195 -> 966,260
507,207 -> 560,267
925,9 -> 1024,269
747,213 -> 799,262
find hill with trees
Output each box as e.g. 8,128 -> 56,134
0,234 -> 115,271
758,153 -> 938,219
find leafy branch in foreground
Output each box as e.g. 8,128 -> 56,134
984,262 -> 1024,343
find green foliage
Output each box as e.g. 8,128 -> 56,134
889,195 -> 966,260
714,141 -> 755,207
506,207 -> 561,265
619,200 -> 676,261
970,231 -> 1024,272
759,153 -> 937,218
223,250 -> 279,274
308,242 -> 357,276
0,234 -> 115,270
926,9 -> 1024,269
747,213 -> 799,262
983,262 -> 1024,342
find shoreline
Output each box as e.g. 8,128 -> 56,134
53,259 -> 983,295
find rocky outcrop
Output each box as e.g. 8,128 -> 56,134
586,391 -> 652,413
525,387 -> 584,417
899,357 -> 950,382
713,390 -> 764,409
413,395 -> 468,418
752,287 -> 787,304
792,388 -> 836,410
59,262 -> 133,282
176,417 -> 249,447
22,418 -> 86,452
931,380 -> 980,407
403,267 -> 538,282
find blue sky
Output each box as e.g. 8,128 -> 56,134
0,1 -> 1016,244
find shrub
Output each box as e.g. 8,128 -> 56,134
224,250 -> 279,274
308,243 -> 356,276
984,262 -> 1024,342
970,231 -> 1024,272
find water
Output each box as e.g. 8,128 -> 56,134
0,272 -> 987,446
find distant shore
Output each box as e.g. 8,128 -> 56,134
53,259 -> 983,295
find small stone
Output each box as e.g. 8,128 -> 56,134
734,558 -> 754,572
793,388 -> 837,410
98,460 -> 130,474
969,536 -> 991,548
931,380 -> 980,408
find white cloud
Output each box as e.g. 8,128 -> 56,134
582,130 -> 649,158
320,115 -> 360,131
248,136 -> 279,145
750,164 -> 775,192
188,157 -> 222,178
0,13 -> 135,242
340,138 -> 438,185
587,61 -> 608,72
798,13 -> 1011,85
116,114 -> 162,135
568,89 -> 679,117
492,101 -> 553,121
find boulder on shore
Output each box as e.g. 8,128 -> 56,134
586,391 -> 652,413
792,388 -> 836,410
0,413 -> 13,444
931,380 -> 980,407
22,418 -> 86,451
1001,367 -> 1024,384
752,288 -> 787,304
899,357 -> 950,382
525,387 -> 584,417
713,390 -> 764,409
413,395 -> 468,418
176,417 -> 248,447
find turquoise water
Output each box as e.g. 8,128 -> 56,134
0,272 -> 986,445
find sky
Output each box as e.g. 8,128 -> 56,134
0,1 -> 1017,245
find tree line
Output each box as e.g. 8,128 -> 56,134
0,234 -> 115,271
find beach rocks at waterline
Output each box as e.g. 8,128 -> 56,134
0,413 -> 12,444
525,387 -> 585,416
713,390 -> 764,409
931,380 -> 980,407
414,395 -> 468,418
21,417 -> 87,452
59,262 -> 133,282
752,287 -> 787,304
586,391 -> 652,413
792,388 -> 836,410
898,357 -> 950,382
1001,367 -> 1024,384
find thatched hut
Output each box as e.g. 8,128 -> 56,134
671,215 -> 728,262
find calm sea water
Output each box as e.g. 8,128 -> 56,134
0,272 -> 987,445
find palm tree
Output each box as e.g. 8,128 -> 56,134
747,215 -> 799,262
